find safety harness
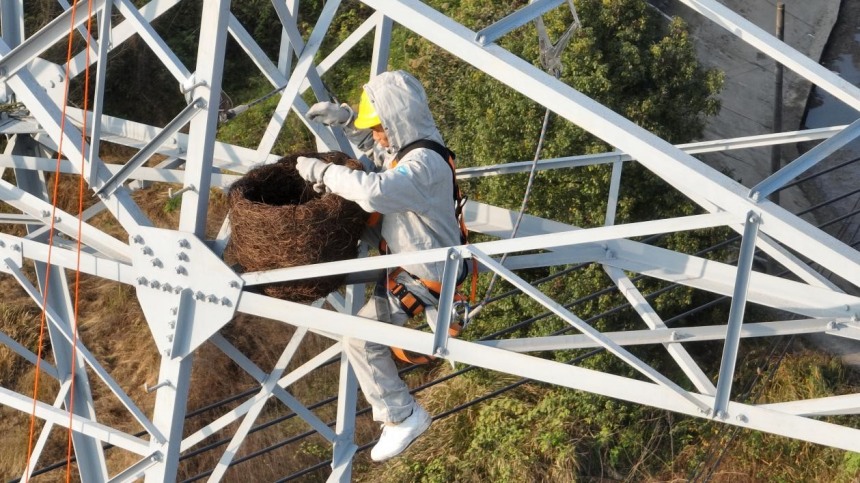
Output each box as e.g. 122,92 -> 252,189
372,139 -> 476,364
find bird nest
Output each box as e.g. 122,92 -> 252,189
226,151 -> 368,303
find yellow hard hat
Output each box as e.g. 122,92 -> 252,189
353,90 -> 381,129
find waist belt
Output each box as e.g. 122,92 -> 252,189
386,266 -> 467,365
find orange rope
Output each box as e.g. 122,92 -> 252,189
24,1 -> 90,481
65,1 -> 95,480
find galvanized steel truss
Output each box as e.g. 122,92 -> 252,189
0,0 -> 857,481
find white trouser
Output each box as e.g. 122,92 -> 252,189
345,271 -> 438,424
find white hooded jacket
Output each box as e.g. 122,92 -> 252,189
320,71 -> 462,282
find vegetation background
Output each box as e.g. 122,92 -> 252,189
1,0 -> 858,481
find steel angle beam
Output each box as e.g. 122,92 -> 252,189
359,0 -> 860,288
604,239 -> 860,319
96,98 -> 206,196
256,0 -> 342,156
67,108 -> 281,172
0,42 -> 153,232
475,0 -> 566,45
113,0 -> 191,83
180,342 -> 343,452
750,119 -> 860,201
67,0 -> 184,79
0,154 -> 241,188
0,179 -> 131,262
456,126 -> 846,179
0,385 -> 151,456
241,212 -> 731,286
760,394 -> 860,416
468,244 -> 712,412
237,292 -> 860,452
479,318 -> 838,352
605,265 -> 715,394
0,0 -> 109,81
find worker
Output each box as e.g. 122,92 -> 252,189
297,70 -> 462,461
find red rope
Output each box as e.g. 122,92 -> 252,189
65,1 -> 95,480
24,1 -> 92,481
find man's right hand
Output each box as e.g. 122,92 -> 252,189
307,102 -> 353,126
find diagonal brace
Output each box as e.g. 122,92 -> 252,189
713,211 -> 761,417
750,118 -> 860,201
95,98 -> 205,197
467,245 -> 712,413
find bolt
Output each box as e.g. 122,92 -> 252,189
229,280 -> 240,289
41,210 -> 50,218
162,349 -> 171,357
177,252 -> 189,262
151,258 -> 162,268
175,266 -> 187,275
195,291 -> 205,301
178,239 -> 190,249
220,297 -> 232,307
171,307 -> 178,315
162,283 -> 173,292
207,294 -> 218,303
716,410 -> 728,420
137,277 -> 147,285
150,280 -> 161,289
54,216 -> 61,223
141,246 -> 153,255
435,348 -> 449,357
173,286 -> 183,294
166,334 -> 173,343
133,235 -> 144,244
0,240 -> 5,247
12,244 -> 20,252
670,331 -> 679,341
827,321 -> 839,330
736,414 -> 748,423
168,320 -> 176,329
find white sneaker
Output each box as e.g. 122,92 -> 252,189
370,404 -> 432,462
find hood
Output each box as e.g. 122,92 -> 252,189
362,70 -> 444,153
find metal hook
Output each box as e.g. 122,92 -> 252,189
168,184 -> 196,201
535,0 -> 581,76
144,379 -> 173,393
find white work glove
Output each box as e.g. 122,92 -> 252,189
307,102 -> 353,126
296,156 -> 331,194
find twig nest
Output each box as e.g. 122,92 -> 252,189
226,152 -> 368,303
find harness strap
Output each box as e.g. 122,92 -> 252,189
386,266 -> 466,365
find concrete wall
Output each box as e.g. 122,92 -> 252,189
651,0 -> 841,216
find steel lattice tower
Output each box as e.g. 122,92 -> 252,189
0,1 -> 858,481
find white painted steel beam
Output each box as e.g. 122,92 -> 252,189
457,126 -> 846,179
0,385 -> 151,455
242,211 -> 734,285
0,179 -> 131,262
761,394 -> 860,416
605,241 -> 860,319
6,259 -> 161,439
237,292 -> 860,452
480,318 -> 840,352
604,266 -> 716,394
469,244 -> 712,413
360,0 -> 860,288
180,342 -> 342,451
